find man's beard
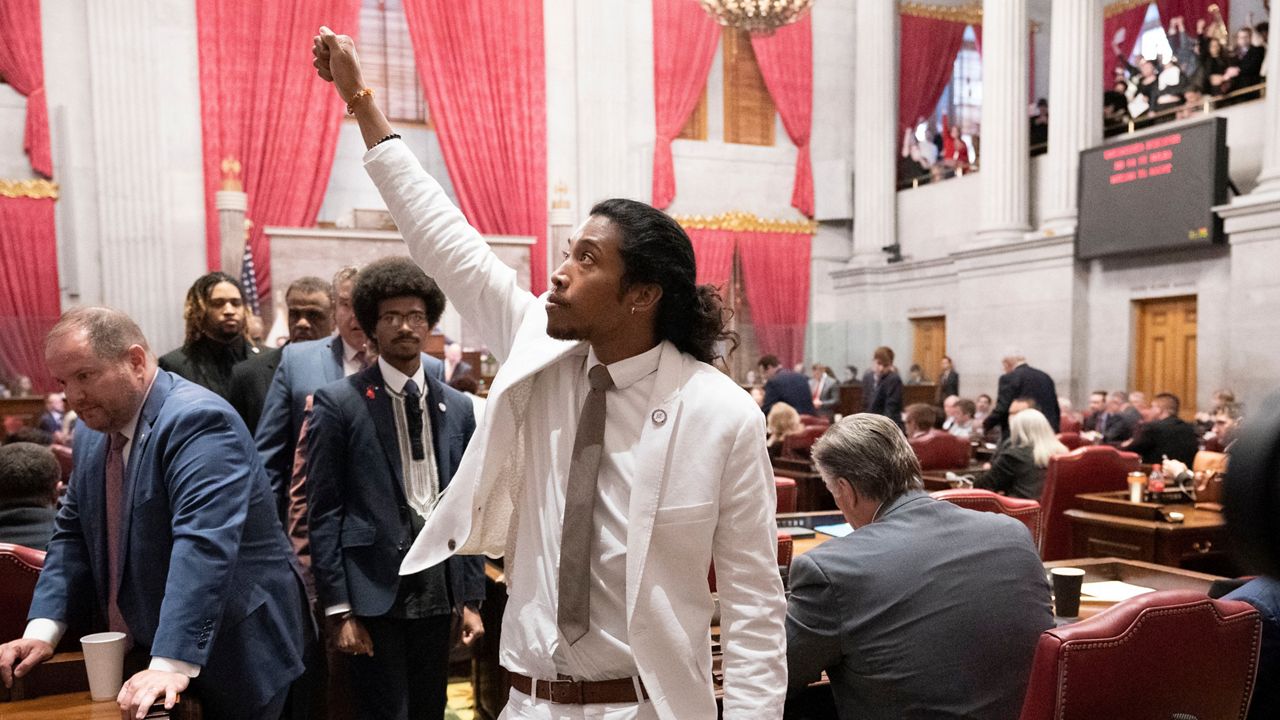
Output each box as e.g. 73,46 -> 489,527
545,321 -> 585,342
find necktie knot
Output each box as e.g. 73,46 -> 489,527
588,364 -> 614,393
403,378 -> 421,401
110,432 -> 128,453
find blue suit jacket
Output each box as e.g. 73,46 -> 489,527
306,362 -> 484,617
762,369 -> 816,416
256,335 -> 443,516
29,371 -> 306,716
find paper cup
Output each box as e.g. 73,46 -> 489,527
1051,568 -> 1087,618
80,631 -> 127,701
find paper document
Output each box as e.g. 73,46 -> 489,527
814,523 -> 853,538
1080,580 -> 1155,602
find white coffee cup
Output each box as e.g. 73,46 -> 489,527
80,631 -> 127,701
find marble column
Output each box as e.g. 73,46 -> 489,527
977,0 -> 1031,243
851,0 -> 897,262
1040,0 -> 1103,233
216,190 -> 247,280
1251,0 -> 1280,196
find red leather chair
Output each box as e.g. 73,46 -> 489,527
1039,445 -> 1140,561
797,414 -> 829,428
782,425 -> 828,459
1018,590 -> 1261,720
909,429 -> 971,471
1056,432 -> 1086,451
929,488 -> 1043,551
0,543 -> 46,644
774,477 -> 797,514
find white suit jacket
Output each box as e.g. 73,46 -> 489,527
365,141 -> 786,718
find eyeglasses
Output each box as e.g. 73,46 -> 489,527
378,311 -> 430,328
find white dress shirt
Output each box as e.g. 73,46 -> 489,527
25,373 -> 200,677
499,343 -> 662,684
342,339 -> 367,377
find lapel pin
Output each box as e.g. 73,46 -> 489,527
651,409 -> 667,426
438,402 -> 447,412
365,386 -> 376,399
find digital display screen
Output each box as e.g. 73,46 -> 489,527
1076,117 -> 1227,260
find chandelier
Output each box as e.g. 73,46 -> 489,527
698,0 -> 814,35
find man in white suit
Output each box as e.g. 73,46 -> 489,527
312,27 -> 786,720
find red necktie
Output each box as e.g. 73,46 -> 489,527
105,432 -> 130,636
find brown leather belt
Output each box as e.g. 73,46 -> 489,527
509,671 -> 649,704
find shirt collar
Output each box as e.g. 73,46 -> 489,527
378,356 -> 426,395
120,371 -> 159,444
586,342 -> 663,391
343,339 -> 364,362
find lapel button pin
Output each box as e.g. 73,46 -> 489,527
439,402 -> 447,412
651,409 -> 667,426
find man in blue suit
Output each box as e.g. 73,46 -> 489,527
0,307 -> 307,719
307,257 -> 484,720
759,354 -> 815,416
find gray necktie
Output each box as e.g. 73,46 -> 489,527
557,364 -> 614,645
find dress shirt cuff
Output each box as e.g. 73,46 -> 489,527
325,603 -> 352,617
23,619 -> 66,647
149,657 -> 201,677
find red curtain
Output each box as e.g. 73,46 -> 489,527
751,17 -> 814,217
0,196 -> 60,391
651,0 -> 720,210
0,0 -> 52,178
899,15 -> 968,132
737,232 -> 811,369
687,228 -> 736,292
404,0 -> 548,294
1104,3 -> 1153,89
197,0 -> 357,303
1156,0 -> 1225,27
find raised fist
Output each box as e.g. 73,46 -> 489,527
312,26 -> 366,104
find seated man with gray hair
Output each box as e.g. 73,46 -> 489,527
786,414 -> 1053,719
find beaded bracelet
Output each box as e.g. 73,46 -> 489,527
372,133 -> 402,148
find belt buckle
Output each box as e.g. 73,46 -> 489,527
549,679 -> 583,704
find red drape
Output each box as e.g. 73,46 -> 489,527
0,0 -> 52,178
737,232 -> 811,369
687,228 -> 737,292
404,0 -> 548,294
0,196 -> 60,391
1104,3 -> 1153,89
899,15 -> 968,132
197,0 -> 357,304
1156,0 -> 1225,27
751,17 -> 814,217
651,0 -> 720,210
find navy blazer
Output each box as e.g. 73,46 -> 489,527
985,363 -> 1061,435
306,361 -> 483,618
762,369 -> 816,416
29,371 -> 306,716
255,335 -> 444,515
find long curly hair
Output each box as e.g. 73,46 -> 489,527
182,272 -> 251,347
589,199 -> 737,364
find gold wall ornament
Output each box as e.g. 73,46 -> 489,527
551,181 -> 570,210
899,1 -> 983,25
674,211 -> 817,235
220,157 -> 243,192
0,178 -> 60,200
699,0 -> 814,35
1104,0 -> 1156,19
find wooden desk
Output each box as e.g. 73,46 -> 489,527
1065,492 -> 1232,574
1042,557 -> 1223,622
920,466 -> 987,492
1,653 -> 200,719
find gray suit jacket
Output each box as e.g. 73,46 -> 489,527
786,492 -> 1053,719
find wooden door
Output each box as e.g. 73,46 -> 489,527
1133,296 -> 1197,419
911,316 -> 946,384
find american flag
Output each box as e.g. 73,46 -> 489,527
241,244 -> 261,316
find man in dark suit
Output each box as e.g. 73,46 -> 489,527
1081,390 -> 1108,432
228,276 -> 334,434
307,258 -> 484,720
0,307 -> 307,719
159,272 -> 259,400
933,355 -> 959,405
787,414 -> 1052,718
760,354 -> 815,416
810,364 -> 840,420
443,340 -> 473,383
1099,390 -> 1142,446
867,346 -> 904,424
36,393 -> 65,436
1127,393 -> 1199,465
1232,28 -> 1267,89
0,442 -> 60,550
985,351 -> 1060,436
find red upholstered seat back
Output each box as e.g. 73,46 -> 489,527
797,414 -> 829,428
1018,591 -> 1261,720
782,425 -> 828,459
1056,432 -> 1086,451
929,489 -> 1043,551
1039,446 -> 1140,560
774,477 -> 797,514
909,430 -> 971,471
0,543 -> 45,644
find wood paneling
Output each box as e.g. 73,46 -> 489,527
1133,296 -> 1197,419
911,316 -> 946,385
722,29 -> 775,146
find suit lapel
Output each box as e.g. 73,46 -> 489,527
362,364 -> 405,490
77,433 -> 110,605
116,371 -> 172,593
625,342 -> 685,619
423,371 -> 449,484
325,336 -> 345,383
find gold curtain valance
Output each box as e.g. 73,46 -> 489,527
1105,0 -> 1153,19
898,1 -> 983,25
675,211 -> 817,235
0,179 -> 59,200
